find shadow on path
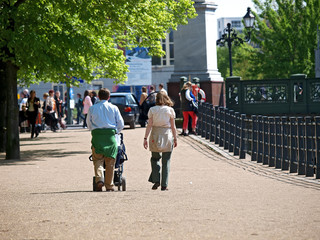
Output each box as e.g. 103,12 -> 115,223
0,149 -> 90,166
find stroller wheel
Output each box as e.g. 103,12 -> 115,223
121,177 -> 126,191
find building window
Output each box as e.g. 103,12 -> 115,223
152,30 -> 174,67
231,20 -> 241,28
53,85 -> 64,95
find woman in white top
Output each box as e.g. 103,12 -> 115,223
143,91 -> 177,191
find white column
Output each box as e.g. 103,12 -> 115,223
170,0 -> 223,82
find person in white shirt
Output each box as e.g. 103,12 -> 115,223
143,91 -> 177,191
87,88 -> 124,192
158,83 -> 168,95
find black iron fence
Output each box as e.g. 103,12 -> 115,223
197,102 -> 320,179
226,74 -> 320,115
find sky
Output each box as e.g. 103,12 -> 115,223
214,0 -> 256,19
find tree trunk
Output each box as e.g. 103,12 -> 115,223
5,61 -> 20,159
0,60 -> 7,152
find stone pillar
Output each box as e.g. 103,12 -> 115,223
168,1 -> 224,107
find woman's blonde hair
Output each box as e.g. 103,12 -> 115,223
182,81 -> 192,90
156,91 -> 174,107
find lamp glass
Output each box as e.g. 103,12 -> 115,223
243,8 -> 255,29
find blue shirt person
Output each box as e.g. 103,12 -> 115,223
87,88 -> 124,192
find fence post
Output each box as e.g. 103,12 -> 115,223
257,115 -> 263,163
297,117 -> 306,175
274,117 -> 282,169
214,106 -> 219,144
219,107 -> 225,147
205,104 -> 212,140
224,108 -> 230,150
305,117 -> 314,177
210,105 -> 215,142
201,103 -> 207,138
240,114 -> 246,159
251,115 -> 258,162
263,116 -> 269,165
289,117 -> 298,173
229,110 -> 235,152
268,117 -> 275,167
315,116 -> 320,179
234,112 -> 240,156
197,103 -> 203,136
281,117 -> 289,170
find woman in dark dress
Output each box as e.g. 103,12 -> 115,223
27,90 -> 41,138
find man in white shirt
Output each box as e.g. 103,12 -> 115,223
87,88 -> 124,191
158,83 -> 168,95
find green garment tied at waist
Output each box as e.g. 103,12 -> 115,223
91,129 -> 117,159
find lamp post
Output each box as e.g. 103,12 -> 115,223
216,7 -> 255,77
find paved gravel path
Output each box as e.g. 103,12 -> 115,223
1,127 -> 320,240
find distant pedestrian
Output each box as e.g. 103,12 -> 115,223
76,93 -> 84,124
158,83 -> 167,95
19,92 -> 28,130
55,91 -> 66,129
87,88 -> 124,191
139,86 -> 148,127
26,90 -> 41,138
42,93 -> 50,128
83,90 -> 92,128
23,89 -> 29,98
180,81 -> 198,136
46,89 -> 58,131
143,91 -> 177,191
148,86 -> 156,104
91,91 -> 98,105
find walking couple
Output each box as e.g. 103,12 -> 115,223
87,89 -> 177,191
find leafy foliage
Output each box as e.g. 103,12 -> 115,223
0,0 -> 196,85
250,0 -> 320,78
217,42 -> 260,80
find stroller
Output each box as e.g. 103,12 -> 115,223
89,133 -> 128,191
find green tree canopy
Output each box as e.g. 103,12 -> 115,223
1,0 -> 196,85
0,0 -> 196,159
217,43 -> 260,80
251,0 -> 320,79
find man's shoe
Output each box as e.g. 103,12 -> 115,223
152,182 -> 160,190
96,181 -> 104,192
161,187 -> 169,191
179,131 -> 185,136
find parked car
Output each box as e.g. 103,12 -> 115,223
109,92 -> 140,129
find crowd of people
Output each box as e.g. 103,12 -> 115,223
17,82 -> 205,192
138,82 -> 205,136
18,88 -> 99,138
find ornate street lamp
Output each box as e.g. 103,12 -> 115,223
216,7 -> 255,77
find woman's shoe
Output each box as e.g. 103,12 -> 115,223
152,182 -> 160,190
